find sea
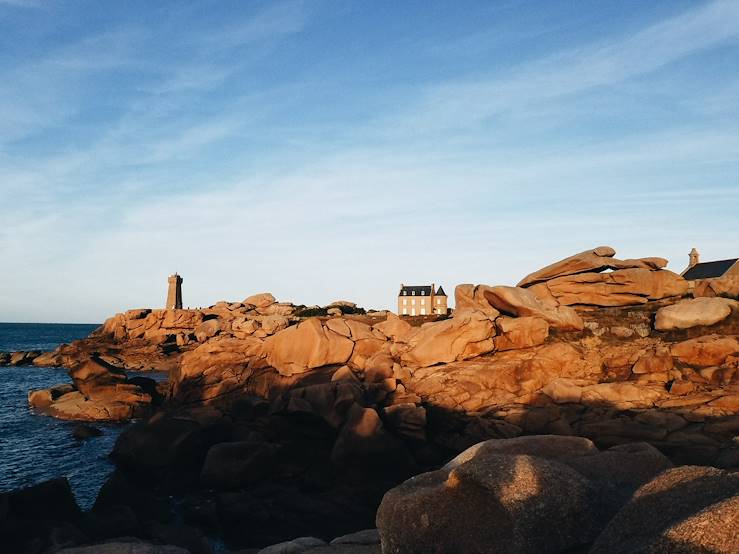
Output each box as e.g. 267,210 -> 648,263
0,322 -> 160,509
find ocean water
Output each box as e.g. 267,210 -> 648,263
0,323 -> 129,509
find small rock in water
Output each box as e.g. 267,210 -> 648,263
72,424 -> 103,440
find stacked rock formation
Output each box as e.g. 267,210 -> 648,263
28,356 -> 162,420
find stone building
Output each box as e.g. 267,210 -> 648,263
166,273 -> 183,309
398,284 -> 447,316
681,248 -> 739,280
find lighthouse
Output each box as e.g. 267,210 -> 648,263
166,273 -> 183,309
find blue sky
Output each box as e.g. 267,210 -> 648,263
0,0 -> 738,323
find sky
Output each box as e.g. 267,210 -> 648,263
0,0 -> 738,323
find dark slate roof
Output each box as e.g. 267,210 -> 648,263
435,286 -> 447,296
399,285 -> 433,296
683,259 -> 738,280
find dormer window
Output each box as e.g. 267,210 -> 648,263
412,291 -> 415,296
403,291 -> 407,296
421,290 -> 425,295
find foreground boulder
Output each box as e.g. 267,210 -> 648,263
590,465 -> 739,554
376,436 -> 671,554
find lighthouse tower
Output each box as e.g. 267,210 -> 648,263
166,273 -> 183,309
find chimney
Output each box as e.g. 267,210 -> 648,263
689,248 -> 699,268
431,283 -> 435,296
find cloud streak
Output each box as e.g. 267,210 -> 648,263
394,0 -> 739,133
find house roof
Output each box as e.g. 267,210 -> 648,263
435,286 -> 447,296
399,285 -> 432,296
682,259 -> 738,280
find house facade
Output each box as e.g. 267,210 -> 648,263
398,283 -> 448,316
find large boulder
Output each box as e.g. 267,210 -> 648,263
200,441 -> 278,489
194,318 -> 221,342
671,335 -> 739,367
260,315 -> 290,336
542,268 -> 689,307
453,284 -> 501,317
581,382 -> 666,410
68,356 -> 127,396
1,478 -> 87,553
399,311 -> 495,368
111,415 -> 230,474
494,316 -> 549,351
480,286 -> 584,331
272,381 -> 364,428
655,297 -> 737,330
377,436 -> 675,554
172,337 -> 263,403
262,318 -> 354,376
31,356 -> 154,421
377,438 -> 604,554
32,350 -> 64,367
373,313 -> 413,342
35,390 -> 141,421
331,404 -> 414,474
590,466 -> 739,554
693,275 -> 739,299
517,246 -> 666,288
244,293 -> 276,308
6,477 -> 82,522
161,309 -> 203,330
9,350 -> 41,365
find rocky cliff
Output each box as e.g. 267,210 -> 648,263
12,246 -> 739,552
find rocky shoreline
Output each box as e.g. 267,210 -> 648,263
2,247 -> 738,553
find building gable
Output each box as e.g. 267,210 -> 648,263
399,285 -> 433,296
682,259 -> 738,280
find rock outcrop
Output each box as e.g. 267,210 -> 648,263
397,311 -> 495,368
517,246 -> 667,287
454,284 -> 584,331
28,356 -> 159,421
16,249 -> 739,551
517,246 -> 689,308
262,318 -> 356,376
537,267 -> 688,307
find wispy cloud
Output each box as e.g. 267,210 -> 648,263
196,0 -> 307,50
0,0 -> 41,8
394,0 -> 739,132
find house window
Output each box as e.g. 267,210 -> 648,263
403,308 -> 407,315
437,299 -> 441,305
411,308 -> 416,316
420,308 -> 426,315
403,299 -> 407,305
411,299 -> 416,305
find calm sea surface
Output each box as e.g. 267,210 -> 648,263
0,323 -> 135,509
